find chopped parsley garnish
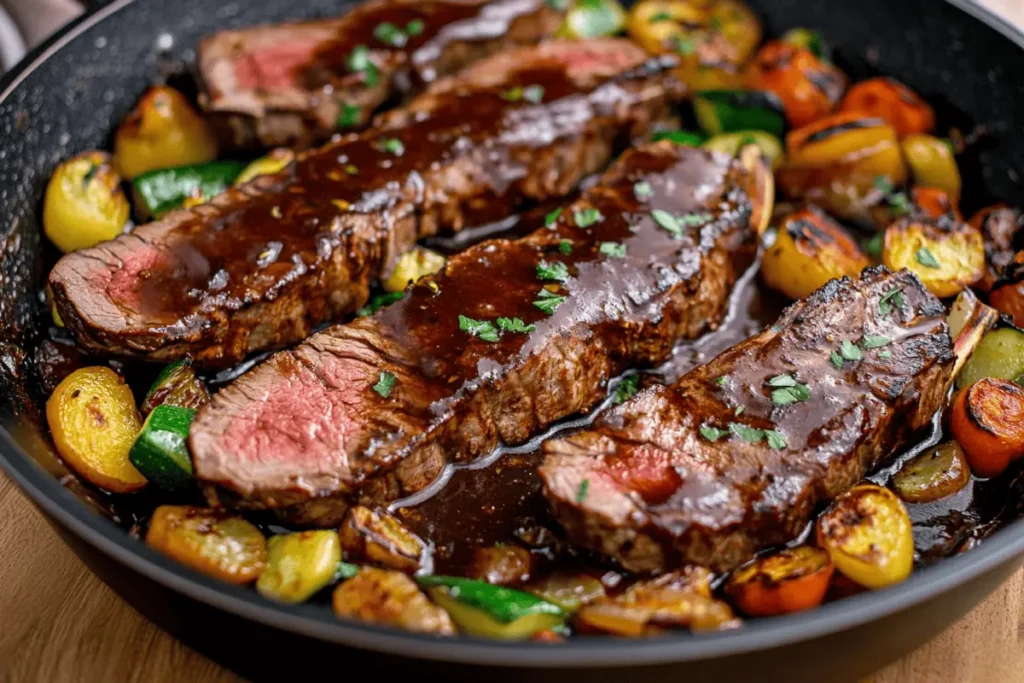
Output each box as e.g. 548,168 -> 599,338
768,374 -> 809,406
874,175 -> 895,194
405,18 -> 425,36
861,335 -> 891,349
863,233 -> 883,258
599,242 -> 627,258
533,288 -> 567,315
459,315 -> 500,342
576,478 -> 590,503
337,562 -> 360,579
878,287 -> 905,316
337,103 -> 361,128
729,422 -> 764,443
915,247 -> 941,269
356,291 -> 403,316
840,340 -> 863,362
634,181 -> 653,200
537,260 -> 569,282
545,207 -> 563,227
348,45 -> 379,86
345,164 -> 359,175
873,175 -> 911,215
559,239 -> 573,255
522,84 -> 545,103
496,317 -> 536,334
574,207 -> 604,228
767,374 -> 798,387
373,22 -> 407,47
829,350 -> 845,369
700,425 -> 728,442
715,375 -> 728,387
373,371 -> 396,398
673,36 -> 695,55
613,375 -> 640,404
651,129 -> 706,146
765,429 -> 788,450
378,137 -> 405,155
879,350 -> 893,359
652,210 -> 711,238
735,405 -> 745,416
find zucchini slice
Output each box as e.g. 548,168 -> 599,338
694,90 -> 786,138
418,576 -> 566,639
129,405 -> 196,491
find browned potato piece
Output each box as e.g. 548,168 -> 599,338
882,216 -> 984,298
339,506 -> 426,572
146,506 -> 266,585
467,545 -> 534,586
761,206 -> 869,300
332,567 -> 455,635
892,441 -> 971,504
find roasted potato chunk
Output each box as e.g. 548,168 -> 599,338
339,506 -> 426,572
467,545 -> 534,586
46,366 -> 146,493
817,485 -> 913,590
257,530 -> 343,604
43,151 -> 130,253
333,567 -> 455,635
882,216 -> 984,298
892,441 -> 971,504
725,546 -> 834,617
761,206 -> 869,300
951,377 -> 1024,478
146,506 -> 267,585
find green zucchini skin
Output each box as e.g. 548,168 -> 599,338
129,405 -> 197,492
131,160 -> 246,219
694,90 -> 787,138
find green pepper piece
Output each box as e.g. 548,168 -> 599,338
132,160 -> 246,219
418,576 -> 565,639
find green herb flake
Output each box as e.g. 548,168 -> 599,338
537,260 -> 570,282
458,315 -> 500,342
576,478 -> 590,503
863,233 -> 883,258
878,287 -> 905,316
545,207 -> 563,227
879,350 -> 893,359
861,335 -> 891,349
829,350 -> 845,369
599,241 -> 627,258
337,103 -> 361,129
345,164 -> 359,175
652,209 -> 682,236
533,288 -> 567,315
915,247 -> 941,269
372,371 -> 397,398
729,422 -> 765,444
840,340 -> 863,362
634,181 -> 654,200
734,405 -> 745,416
674,36 -> 695,55
347,45 -> 379,87
337,562 -> 361,580
356,291 -> 403,316
574,207 -> 604,228
496,317 -> 536,334
873,175 -> 894,194
501,86 -> 524,102
767,374 -> 797,388
378,137 -> 405,155
769,375 -> 810,406
700,424 -> 728,442
889,192 -> 912,216
558,239 -> 573,255
405,18 -> 426,36
614,375 -> 640,405
715,375 -> 728,387
522,84 -> 545,104
765,429 -> 788,450
373,22 -> 407,47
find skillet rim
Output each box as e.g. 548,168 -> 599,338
1,0 -> 1023,668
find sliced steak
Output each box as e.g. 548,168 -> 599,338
540,267 -> 955,573
198,0 -> 564,149
51,40 -> 681,369
189,143 -> 772,526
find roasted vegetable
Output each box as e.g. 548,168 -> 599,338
761,206 -> 869,300
43,151 -> 130,253
892,441 -> 971,503
128,405 -> 196,492
725,546 -> 834,617
131,160 -> 245,220
256,531 -> 343,604
114,85 -> 218,180
948,287 -> 1001,381
909,187 -> 961,222
816,484 -> 913,590
627,0 -> 761,69
557,0 -> 627,39
971,205 -> 1023,292
339,506 -> 426,572
777,114 -> 907,223
146,506 -> 266,584
141,359 -> 210,415
420,576 -> 566,640
839,77 -> 935,138
234,148 -> 296,186
990,273 -> 1024,329
703,131 -> 784,169
881,216 -> 984,298
951,377 -> 1024,478
693,90 -> 786,138
745,40 -> 847,129
527,572 -> 607,612
780,27 -> 831,62
956,327 -> 1024,389
382,247 -> 447,293
652,128 -> 708,146
901,134 -> 961,202
576,568 -> 737,635
46,366 -> 146,493
334,567 -> 455,633
468,545 -> 534,586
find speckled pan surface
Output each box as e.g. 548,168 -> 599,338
1,0 -> 1024,679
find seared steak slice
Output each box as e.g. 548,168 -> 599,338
189,143 -> 772,525
198,0 -> 563,149
51,40 -> 681,369
540,267 -> 954,573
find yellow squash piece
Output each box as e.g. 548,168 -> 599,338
901,134 -> 961,202
43,151 -> 130,253
235,148 -> 296,186
882,217 -> 984,298
383,247 -> 447,293
46,366 -> 146,493
256,531 -> 343,604
114,85 -> 217,179
146,506 -> 267,585
817,484 -> 913,590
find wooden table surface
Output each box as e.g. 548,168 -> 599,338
2,1 -> 1022,681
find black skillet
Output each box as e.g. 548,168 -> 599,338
1,0 -> 1024,680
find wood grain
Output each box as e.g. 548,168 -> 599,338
1,1 -> 1022,682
